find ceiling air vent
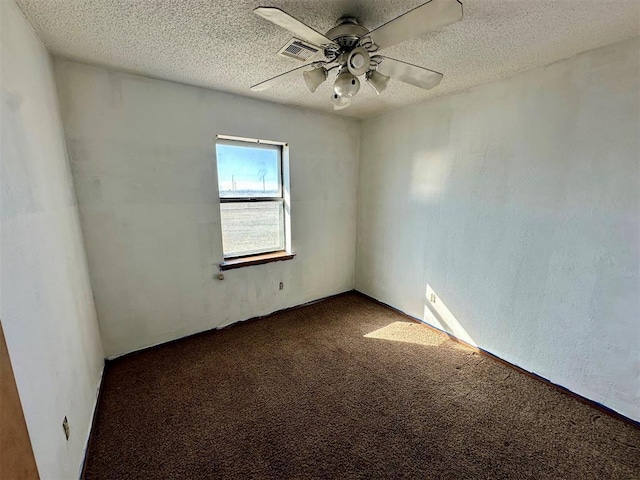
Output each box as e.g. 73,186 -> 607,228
278,38 -> 321,62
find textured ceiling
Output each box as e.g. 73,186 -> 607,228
16,0 -> 640,119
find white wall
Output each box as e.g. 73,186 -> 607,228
53,60 -> 360,358
356,38 -> 640,421
0,1 -> 105,478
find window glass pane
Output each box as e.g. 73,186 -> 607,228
216,143 -> 281,198
220,201 -> 284,257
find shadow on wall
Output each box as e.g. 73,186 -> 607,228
411,148 -> 452,202
423,284 -> 477,347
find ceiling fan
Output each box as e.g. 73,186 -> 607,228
250,0 -> 463,110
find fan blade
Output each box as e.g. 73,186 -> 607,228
376,57 -> 443,90
254,7 -> 338,48
250,62 -> 326,91
366,0 -> 462,50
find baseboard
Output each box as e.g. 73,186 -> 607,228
354,290 -> 640,429
79,360 -> 106,479
108,290 -> 355,362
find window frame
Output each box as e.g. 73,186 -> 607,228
215,134 -> 293,268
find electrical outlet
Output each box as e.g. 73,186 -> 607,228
62,416 -> 70,441
279,282 -> 284,290
430,293 -> 436,303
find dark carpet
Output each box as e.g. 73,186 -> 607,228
84,292 -> 640,479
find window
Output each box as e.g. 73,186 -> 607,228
215,135 -> 293,269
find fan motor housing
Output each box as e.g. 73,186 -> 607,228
326,17 -> 368,50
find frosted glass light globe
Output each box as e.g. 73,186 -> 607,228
331,93 -> 351,110
333,70 -> 360,98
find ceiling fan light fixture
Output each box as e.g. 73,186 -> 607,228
347,47 -> 370,76
303,66 -> 328,93
331,92 -> 351,110
251,1 -> 464,106
334,70 -> 360,98
366,70 -> 390,95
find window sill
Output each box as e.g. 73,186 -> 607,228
219,251 -> 296,271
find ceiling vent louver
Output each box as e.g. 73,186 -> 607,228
278,38 -> 321,62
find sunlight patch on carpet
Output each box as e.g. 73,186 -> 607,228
364,321 -> 446,347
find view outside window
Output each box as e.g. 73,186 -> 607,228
216,140 -> 285,257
